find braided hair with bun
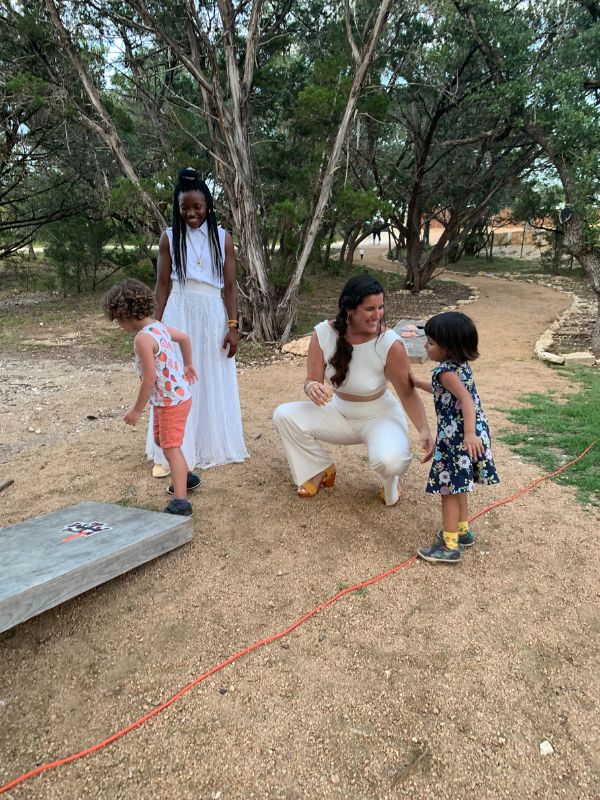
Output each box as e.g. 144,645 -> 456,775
172,167 -> 223,284
329,274 -> 385,387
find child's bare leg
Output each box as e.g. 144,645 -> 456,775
416,493 -> 462,563
162,447 -> 188,499
458,494 -> 469,525
441,494 -> 461,535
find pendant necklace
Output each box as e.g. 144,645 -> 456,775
188,229 -> 207,267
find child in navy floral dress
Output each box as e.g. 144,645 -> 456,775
411,312 -> 499,564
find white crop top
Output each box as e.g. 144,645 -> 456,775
314,320 -> 403,396
167,222 -> 226,288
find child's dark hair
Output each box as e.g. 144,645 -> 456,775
330,274 -> 385,387
424,311 -> 479,362
172,167 -> 223,284
103,279 -> 155,321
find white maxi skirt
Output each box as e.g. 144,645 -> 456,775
146,281 -> 249,470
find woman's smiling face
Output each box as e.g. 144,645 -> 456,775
178,190 -> 207,229
348,293 -> 385,335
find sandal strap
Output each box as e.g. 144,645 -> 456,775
298,481 -> 318,497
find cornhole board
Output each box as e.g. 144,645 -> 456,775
394,319 -> 428,364
0,501 -> 193,633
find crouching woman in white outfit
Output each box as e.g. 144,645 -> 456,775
273,275 -> 434,505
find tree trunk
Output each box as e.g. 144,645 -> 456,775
276,0 -> 396,341
44,0 -> 167,235
404,203 -> 423,291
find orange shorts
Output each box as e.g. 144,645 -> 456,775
153,398 -> 191,450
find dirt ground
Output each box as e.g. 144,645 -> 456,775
1,248 -> 599,799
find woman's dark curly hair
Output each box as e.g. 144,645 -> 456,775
424,311 -> 479,363
103,279 -> 155,321
329,274 -> 385,387
172,167 -> 223,284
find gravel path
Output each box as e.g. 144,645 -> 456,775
1,267 -> 599,799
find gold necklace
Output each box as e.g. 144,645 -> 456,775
187,229 -> 207,267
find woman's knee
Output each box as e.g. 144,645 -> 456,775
370,449 -> 412,477
273,404 -> 288,429
273,402 -> 301,431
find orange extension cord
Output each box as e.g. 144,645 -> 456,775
0,441 -> 595,796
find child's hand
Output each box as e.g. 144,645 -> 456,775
408,368 -> 430,393
419,428 -> 434,462
464,432 -> 484,460
124,409 -> 142,426
184,364 -> 198,384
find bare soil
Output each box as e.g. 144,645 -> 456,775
1,248 -> 599,800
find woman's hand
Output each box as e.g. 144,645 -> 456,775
305,381 -> 332,406
464,432 -> 484,461
223,328 -> 239,357
419,427 -> 434,462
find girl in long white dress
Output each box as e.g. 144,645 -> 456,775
146,167 -> 248,473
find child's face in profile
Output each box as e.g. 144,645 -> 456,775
425,336 -> 446,362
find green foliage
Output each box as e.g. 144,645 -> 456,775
501,368 -> 600,505
44,214 -> 152,294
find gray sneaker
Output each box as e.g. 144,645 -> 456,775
417,540 -> 462,564
163,499 -> 193,517
436,529 -> 476,547
167,472 -> 202,496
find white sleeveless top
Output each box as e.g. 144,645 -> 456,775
315,320 -> 403,396
166,222 -> 226,288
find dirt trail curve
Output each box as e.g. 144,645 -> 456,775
1,264 -> 599,800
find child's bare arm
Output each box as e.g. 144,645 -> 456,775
124,333 -> 156,425
166,325 -> 197,383
438,371 -> 484,460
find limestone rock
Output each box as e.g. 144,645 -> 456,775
281,335 -> 311,356
538,351 -> 565,365
563,351 -> 596,366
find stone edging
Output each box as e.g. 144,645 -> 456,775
534,293 -> 597,366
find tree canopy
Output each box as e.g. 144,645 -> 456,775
1,0 -> 598,341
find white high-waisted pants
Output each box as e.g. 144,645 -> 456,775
273,390 -> 412,506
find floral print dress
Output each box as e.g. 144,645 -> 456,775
426,361 -> 500,495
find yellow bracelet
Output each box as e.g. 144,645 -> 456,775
228,320 -> 239,329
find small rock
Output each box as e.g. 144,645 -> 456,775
539,740 -> 554,756
281,336 -> 311,356
330,773 -> 340,784
563,351 -> 595,366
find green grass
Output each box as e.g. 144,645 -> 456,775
501,366 -> 600,505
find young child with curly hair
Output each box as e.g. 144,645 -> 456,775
103,279 -> 200,516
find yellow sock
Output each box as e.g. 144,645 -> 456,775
458,520 -> 469,534
443,531 -> 459,550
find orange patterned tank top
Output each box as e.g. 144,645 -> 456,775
135,321 -> 191,407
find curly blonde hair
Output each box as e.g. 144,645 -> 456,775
103,279 -> 155,321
